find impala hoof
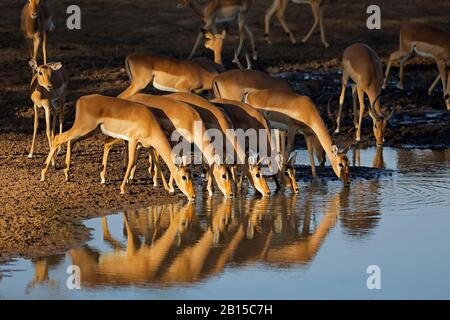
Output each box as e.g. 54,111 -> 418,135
396,83 -> 404,90
334,128 -> 340,134
40,170 -> 46,182
28,153 -> 33,159
64,171 -> 70,182
323,42 -> 330,48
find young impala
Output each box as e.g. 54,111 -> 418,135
264,0 -> 331,48
28,59 -> 68,159
383,23 -> 450,110
21,0 -> 54,65
176,0 -> 257,61
40,94 -> 196,201
246,89 -> 351,186
336,43 -> 393,146
118,53 -> 220,99
101,94 -> 234,198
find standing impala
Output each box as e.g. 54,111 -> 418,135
335,43 -> 393,146
101,94 -> 234,198
118,53 -> 220,99
264,0 -> 331,48
383,23 -> 450,110
177,0 -> 257,61
246,89 -> 351,185
40,94 -> 196,200
21,0 -> 54,64
28,59 -> 68,159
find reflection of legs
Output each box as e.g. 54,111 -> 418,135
305,135 -> 317,177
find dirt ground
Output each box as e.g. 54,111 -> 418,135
1,0 -> 450,261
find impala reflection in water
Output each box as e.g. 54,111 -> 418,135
2,147 -> 450,299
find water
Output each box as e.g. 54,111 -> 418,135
1,147 -> 450,300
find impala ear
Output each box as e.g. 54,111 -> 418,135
288,152 -> 297,165
331,145 -> 339,157
201,28 -> 213,40
213,154 -> 222,166
220,28 -> 227,39
48,62 -> 63,71
248,155 -> 257,167
174,156 -> 183,169
181,154 -> 193,166
29,59 -> 38,71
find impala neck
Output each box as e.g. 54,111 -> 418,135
214,49 -> 223,66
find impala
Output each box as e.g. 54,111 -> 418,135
214,69 -> 325,178
211,98 -> 274,196
101,94 -> 233,198
28,59 -> 68,159
265,0 -> 331,48
336,43 -> 393,146
176,0 -> 257,61
21,0 -> 54,64
169,92 -> 269,194
118,53 -> 220,99
245,89 -> 351,185
40,94 -> 196,200
383,23 -> 450,110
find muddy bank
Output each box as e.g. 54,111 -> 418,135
1,0 -> 450,261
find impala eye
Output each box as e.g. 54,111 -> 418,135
222,174 -> 227,179
182,176 -> 187,181
256,173 -> 261,178
339,163 -> 344,168
284,171 -> 289,176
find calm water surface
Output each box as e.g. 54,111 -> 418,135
1,147 -> 450,299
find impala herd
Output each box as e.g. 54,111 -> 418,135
21,0 -> 450,201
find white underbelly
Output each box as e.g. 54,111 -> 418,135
413,43 -> 435,59
153,80 -> 179,93
101,124 -> 130,141
215,6 -> 240,23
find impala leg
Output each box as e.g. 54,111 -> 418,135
32,35 -> 41,64
318,5 -> 329,48
305,135 -> 317,178
302,3 -> 319,44
352,84 -> 359,129
28,104 -> 39,159
43,105 -> 55,166
57,98 -> 65,154
235,14 -> 247,60
64,140 -> 72,181
398,52 -> 413,90
335,72 -> 348,134
206,167 -> 214,197
26,38 -> 33,61
244,25 -> 257,60
129,145 -> 141,181
428,74 -> 441,96
276,0 -> 296,44
436,60 -> 448,99
121,139 -> 137,194
356,87 -> 365,143
101,138 -> 121,184
264,0 -> 278,45
383,49 -> 409,89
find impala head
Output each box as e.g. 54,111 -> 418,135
28,0 -> 42,19
29,59 -> 62,92
330,145 -> 351,186
368,98 -> 394,147
176,0 -> 190,9
211,155 -> 233,199
202,29 -> 226,53
276,153 -> 299,194
248,155 -> 271,197
174,156 -> 196,201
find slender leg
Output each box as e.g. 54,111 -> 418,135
64,140 -> 72,181
244,25 -> 257,60
318,5 -> 329,48
398,52 -> 413,89
335,71 -> 348,134
383,49 -> 409,89
436,60 -> 448,99
275,0 -> 296,44
428,74 -> 441,96
302,3 -> 319,44
264,0 -> 278,44
235,14 -> 247,60
356,87 -> 365,143
305,135 -> 317,177
32,35 -> 41,63
121,139 -> 137,194
352,84 -> 359,129
26,38 -> 33,60
129,145 -> 141,181
28,104 -> 39,158
101,138 -> 121,184
206,167 -> 214,197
